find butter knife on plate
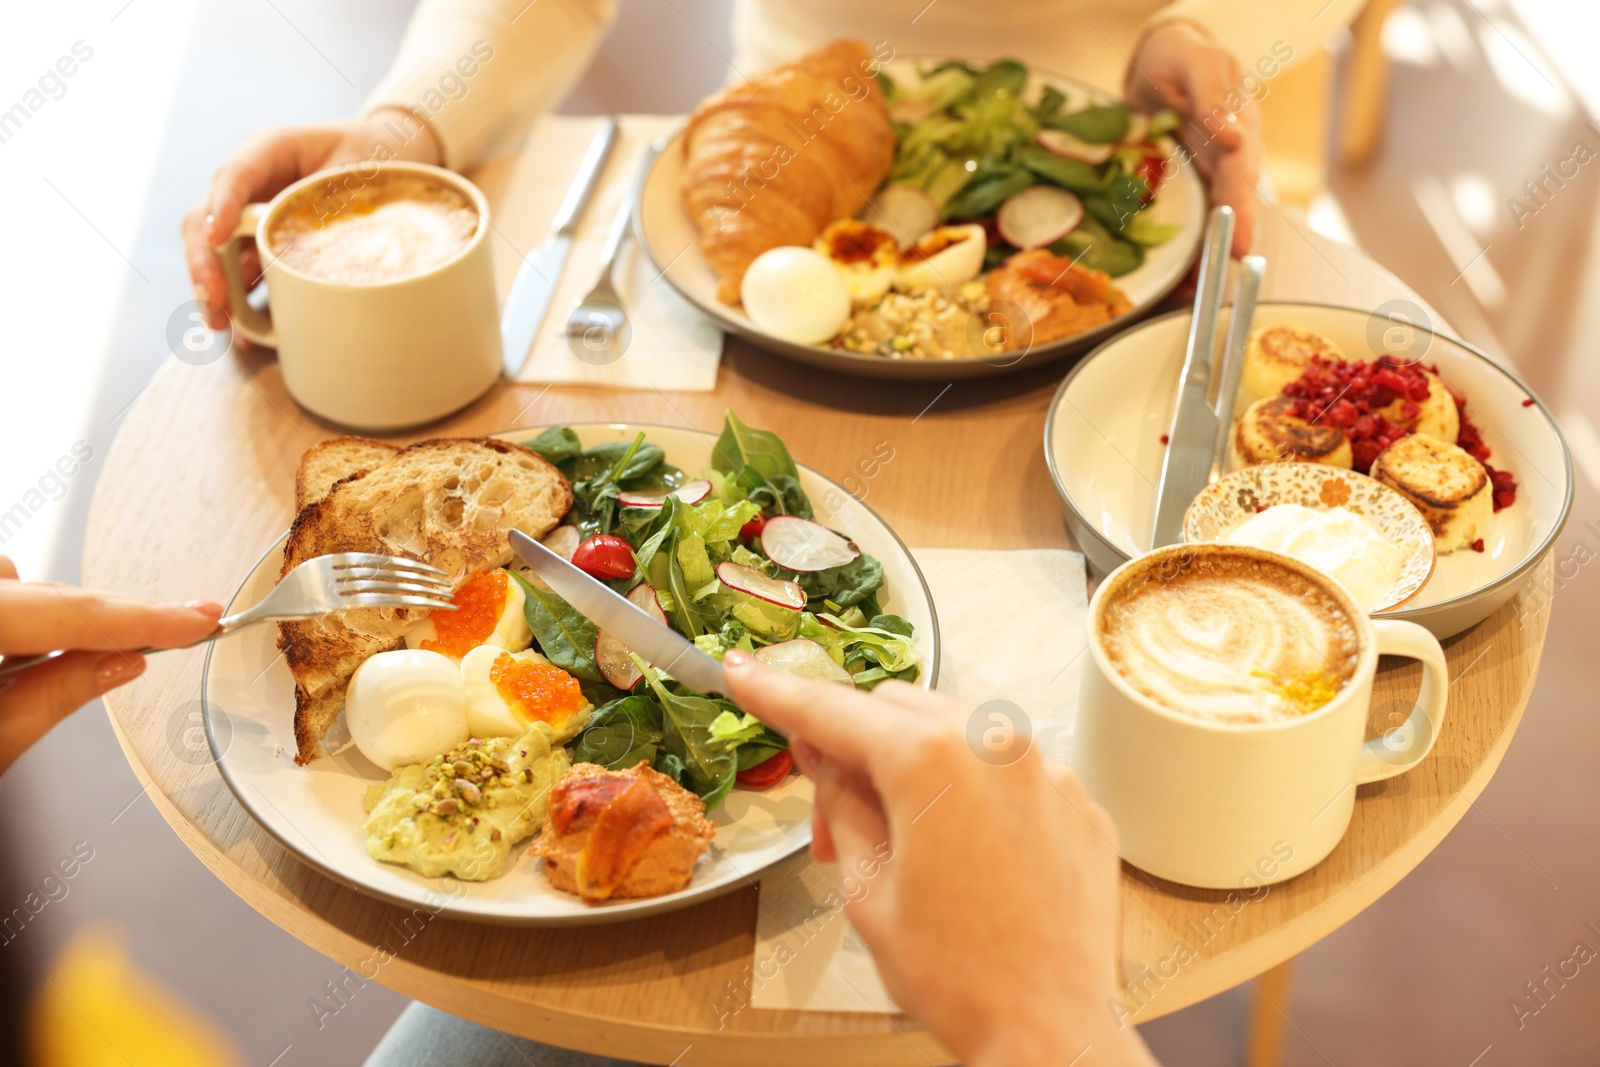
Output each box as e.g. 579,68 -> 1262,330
500,117 -> 619,377
508,529 -> 728,696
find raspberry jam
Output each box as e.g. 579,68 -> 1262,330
1281,356 -> 1518,511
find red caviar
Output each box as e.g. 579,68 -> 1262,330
489,652 -> 586,726
420,570 -> 509,658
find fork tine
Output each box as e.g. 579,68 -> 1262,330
341,593 -> 460,611
339,579 -> 461,599
336,567 -> 455,591
325,553 -> 448,578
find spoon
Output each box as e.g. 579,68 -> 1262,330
565,142 -> 661,366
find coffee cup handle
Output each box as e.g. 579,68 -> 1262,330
217,202 -> 276,348
1357,619 -> 1450,784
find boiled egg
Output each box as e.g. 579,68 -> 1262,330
740,247 -> 850,344
814,219 -> 897,305
405,568 -> 532,662
345,649 -> 470,771
895,224 -> 988,292
460,645 -> 594,743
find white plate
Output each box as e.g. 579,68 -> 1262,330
203,423 -> 939,924
1044,303 -> 1574,638
636,59 -> 1205,380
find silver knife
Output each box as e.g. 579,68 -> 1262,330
1150,205 -> 1234,548
508,529 -> 728,695
500,118 -> 620,377
1209,254 -> 1266,480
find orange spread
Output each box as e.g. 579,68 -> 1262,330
569,777 -> 674,901
420,570 -> 508,658
826,221 -> 894,264
489,651 -> 586,726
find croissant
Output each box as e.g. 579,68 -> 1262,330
682,39 -> 895,304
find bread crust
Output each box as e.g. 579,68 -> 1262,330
278,437 -> 573,764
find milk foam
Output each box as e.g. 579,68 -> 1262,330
1100,559 -> 1360,724
270,176 -> 478,286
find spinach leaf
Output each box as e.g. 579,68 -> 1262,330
508,572 -> 602,684
744,471 -> 813,519
943,169 -> 1033,220
796,553 -> 885,609
1015,146 -> 1105,195
869,614 -> 916,638
572,694 -> 663,768
712,411 -> 799,483
971,58 -> 1028,99
1044,104 -> 1131,143
567,438 -> 665,483
1035,84 -> 1066,119
640,664 -> 738,808
524,427 -> 582,466
1050,217 -> 1145,277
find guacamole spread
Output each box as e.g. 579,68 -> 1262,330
363,724 -> 569,881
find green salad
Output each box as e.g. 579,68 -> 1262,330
514,412 -> 922,810
877,58 -> 1183,276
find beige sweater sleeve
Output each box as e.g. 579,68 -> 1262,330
1144,0 -> 1366,71
362,0 -> 617,171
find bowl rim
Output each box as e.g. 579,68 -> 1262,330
1043,300 -> 1576,620
1180,465 -> 1438,613
633,60 -> 1205,375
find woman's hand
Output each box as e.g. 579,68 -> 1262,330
182,110 -> 443,330
0,557 -> 223,774
723,653 -> 1159,1067
1127,20 -> 1262,257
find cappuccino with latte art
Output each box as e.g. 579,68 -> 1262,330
1097,550 -> 1361,724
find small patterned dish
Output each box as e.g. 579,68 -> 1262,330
1182,464 -> 1437,613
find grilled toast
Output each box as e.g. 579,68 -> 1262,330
1370,433 -> 1490,552
294,436 -> 402,511
1232,396 -> 1355,469
279,437 -> 573,764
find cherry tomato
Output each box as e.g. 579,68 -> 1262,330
736,748 -> 794,789
739,513 -> 766,541
1136,152 -> 1169,204
570,534 -> 635,580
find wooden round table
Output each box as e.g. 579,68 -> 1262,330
84,191 -> 1551,1064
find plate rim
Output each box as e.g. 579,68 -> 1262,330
633,61 -> 1205,376
1042,301 -> 1576,621
202,421 -> 942,925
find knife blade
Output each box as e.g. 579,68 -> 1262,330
1150,205 -> 1234,548
508,529 -> 728,696
500,118 -> 619,377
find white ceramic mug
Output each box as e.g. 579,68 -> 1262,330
1074,542 -> 1449,889
218,161 -> 501,431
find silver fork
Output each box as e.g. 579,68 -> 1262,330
0,552 -> 457,684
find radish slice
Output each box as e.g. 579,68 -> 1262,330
618,479 -> 713,509
593,584 -> 668,689
541,525 -> 580,561
1121,111 -> 1151,145
759,516 -> 860,572
716,562 -> 806,610
997,186 -> 1084,250
594,631 -> 643,689
755,639 -> 854,685
1036,129 -> 1112,165
860,184 -> 938,249
627,582 -> 668,624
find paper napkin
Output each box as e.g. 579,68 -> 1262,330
748,547 -> 1090,1014
489,114 -> 722,391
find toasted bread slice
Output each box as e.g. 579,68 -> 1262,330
1232,396 -> 1354,469
295,436 -> 402,511
1240,326 -> 1344,404
1370,433 -> 1490,553
279,437 -> 573,764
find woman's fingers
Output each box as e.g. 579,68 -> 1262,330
0,586 -> 221,656
0,650 -> 145,774
723,653 -> 913,770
